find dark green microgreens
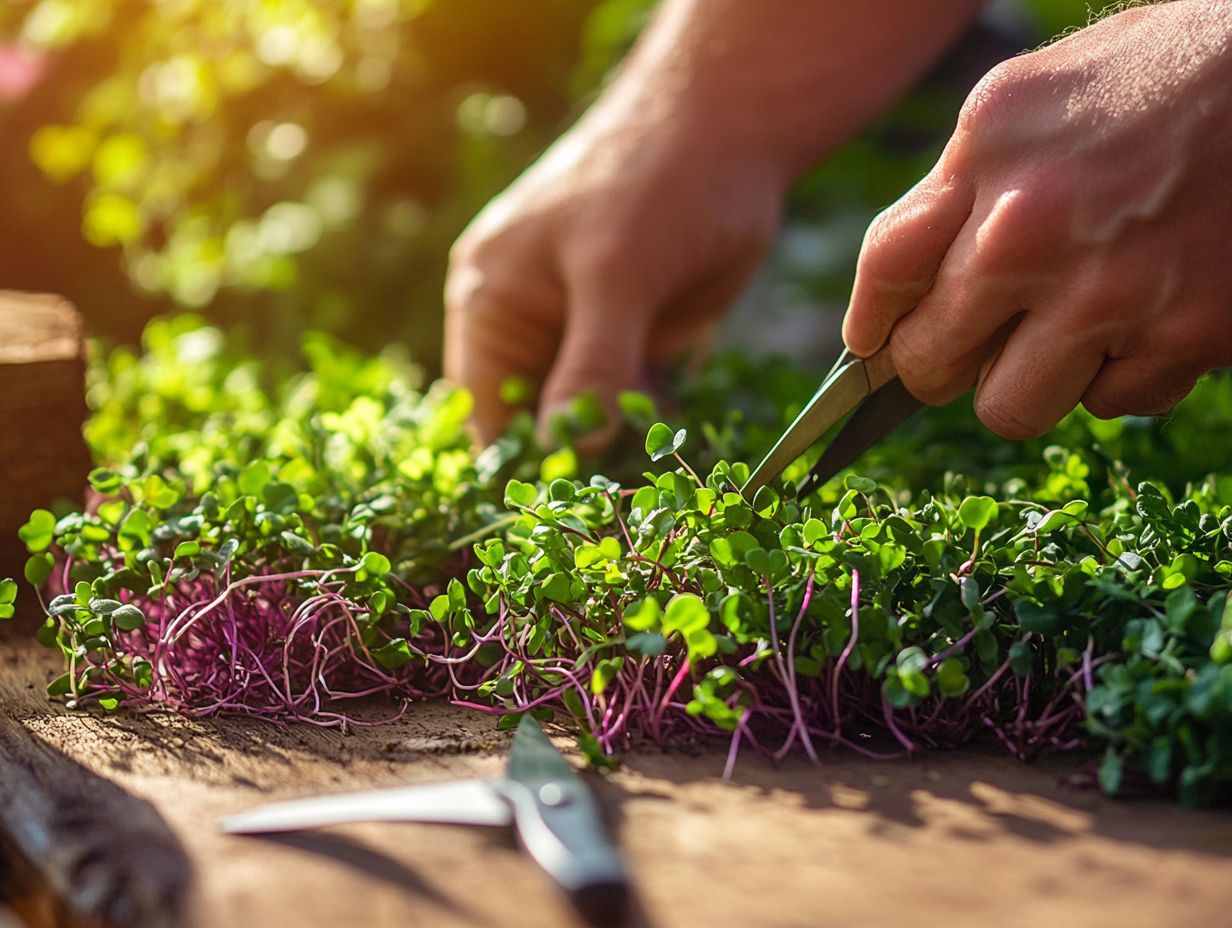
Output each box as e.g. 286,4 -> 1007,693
6,315 -> 1232,804
468,435 -> 1232,801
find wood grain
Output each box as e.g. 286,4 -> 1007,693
0,292 -> 90,614
2,626 -> 1232,928
0,295 -> 83,365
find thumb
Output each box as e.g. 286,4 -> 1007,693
537,286 -> 651,452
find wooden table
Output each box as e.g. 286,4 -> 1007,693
1,635 -> 1230,928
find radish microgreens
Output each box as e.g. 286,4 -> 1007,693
4,316 -> 1232,805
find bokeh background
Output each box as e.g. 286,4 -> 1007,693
0,0 -> 1119,368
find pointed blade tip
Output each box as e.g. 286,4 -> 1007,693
508,716 -> 578,784
217,812 -> 281,835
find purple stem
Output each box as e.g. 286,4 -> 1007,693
831,569 -> 861,735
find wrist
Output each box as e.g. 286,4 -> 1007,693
584,0 -> 985,191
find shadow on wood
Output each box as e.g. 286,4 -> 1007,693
0,724 -> 192,928
256,831 -> 475,916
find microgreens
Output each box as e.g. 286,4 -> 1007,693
4,316 -> 1232,805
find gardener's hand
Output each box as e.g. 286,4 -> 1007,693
843,1 -> 1232,439
445,106 -> 782,447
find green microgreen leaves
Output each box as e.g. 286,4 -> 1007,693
662,594 -> 717,661
0,578 -> 17,621
958,496 -> 998,532
15,315 -> 1232,806
25,554 -> 54,587
623,599 -> 661,632
112,604 -> 147,631
504,479 -> 539,509
88,468 -> 124,494
18,509 -> 56,553
645,422 -> 686,462
358,551 -> 392,579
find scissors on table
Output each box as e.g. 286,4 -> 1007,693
220,716 -> 630,925
742,345 -> 921,500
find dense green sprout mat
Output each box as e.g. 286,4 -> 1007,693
6,316 -> 1232,805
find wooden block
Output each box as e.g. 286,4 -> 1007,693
0,292 -> 90,600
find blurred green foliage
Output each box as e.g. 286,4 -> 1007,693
1,0 -> 1118,363
1,0 -> 639,357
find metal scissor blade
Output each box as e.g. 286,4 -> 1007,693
795,379 -> 923,499
505,717 -> 630,923
742,360 -> 872,498
507,711 -> 577,784
218,779 -> 512,834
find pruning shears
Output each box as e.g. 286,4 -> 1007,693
742,344 -> 921,500
220,716 -> 630,924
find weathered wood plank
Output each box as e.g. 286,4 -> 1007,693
1,632 -> 1231,928
0,725 -> 191,928
0,292 -> 90,619
0,654 -> 191,927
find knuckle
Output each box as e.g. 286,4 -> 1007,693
862,207 -> 899,254
968,211 -> 1018,276
974,393 -> 1048,440
855,235 -> 895,291
447,227 -> 481,270
549,352 -> 630,392
445,226 -> 505,310
448,211 -> 508,271
856,208 -> 926,293
970,183 -> 1071,274
446,233 -> 552,325
1066,256 -> 1115,303
444,260 -> 499,321
956,59 -> 1030,142
861,196 -> 926,260
446,191 -> 534,276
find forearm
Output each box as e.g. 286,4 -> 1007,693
585,0 -> 987,187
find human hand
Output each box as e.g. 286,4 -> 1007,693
843,1 -> 1232,439
444,101 -> 783,447
444,0 -> 988,448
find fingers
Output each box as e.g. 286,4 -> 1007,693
446,264 -> 651,451
1082,356 -> 1200,420
843,162 -> 975,357
444,242 -> 565,444
537,280 -> 651,450
973,312 -> 1105,439
892,311 -> 1021,408
872,174 -> 1082,407
886,216 -> 1025,406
